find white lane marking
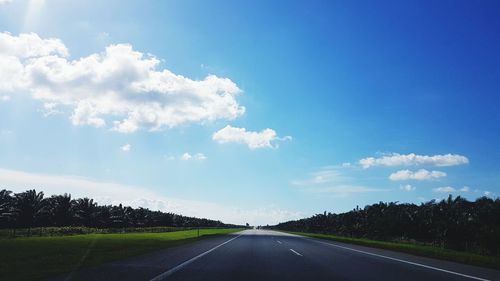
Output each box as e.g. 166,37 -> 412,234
309,238 -> 490,281
277,240 -> 282,244
149,234 -> 242,281
290,248 -> 303,256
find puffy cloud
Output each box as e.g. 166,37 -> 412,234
212,125 -> 291,149
389,169 -> 446,181
181,152 -> 206,161
0,32 -> 245,133
400,184 -> 416,191
359,153 -> 469,169
0,167 -> 300,225
0,0 -> 13,5
181,152 -> 192,160
0,32 -> 68,59
120,143 -> 131,152
0,95 -> 10,101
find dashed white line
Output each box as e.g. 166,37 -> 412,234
277,240 -> 282,244
149,234 -> 242,281
309,238 -> 490,281
290,248 -> 303,256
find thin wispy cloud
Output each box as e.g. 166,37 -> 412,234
291,166 -> 346,186
400,184 -> 416,191
433,186 -> 470,193
291,166 -> 388,197
312,185 -> 388,197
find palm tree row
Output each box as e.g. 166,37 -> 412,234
0,189 -> 235,230
271,195 -> 500,256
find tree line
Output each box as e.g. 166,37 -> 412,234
270,195 -> 500,256
0,189 -> 238,230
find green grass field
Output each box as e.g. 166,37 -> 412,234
286,231 -> 500,270
0,228 -> 242,281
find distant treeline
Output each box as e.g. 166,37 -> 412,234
270,195 -> 500,256
0,189 -> 240,230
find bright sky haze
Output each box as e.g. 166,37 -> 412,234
1,0 -> 499,225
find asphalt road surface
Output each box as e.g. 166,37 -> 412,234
49,229 -> 500,281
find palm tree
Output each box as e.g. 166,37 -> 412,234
74,198 -> 96,227
13,190 -> 45,233
0,189 -> 13,228
46,194 -> 74,226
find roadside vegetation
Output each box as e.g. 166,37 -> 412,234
0,189 -> 245,280
0,226 -> 202,238
0,228 -> 242,281
0,189 -> 242,234
270,195 -> 500,268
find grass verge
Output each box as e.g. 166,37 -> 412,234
0,228 -> 242,281
284,231 -> 500,270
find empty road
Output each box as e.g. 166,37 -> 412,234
50,229 -> 500,281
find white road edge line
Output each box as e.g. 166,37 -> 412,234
277,240 -> 282,244
149,234 -> 242,281
290,248 -> 303,256
307,237 -> 490,281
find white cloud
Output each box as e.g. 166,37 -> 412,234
0,32 -> 68,60
0,0 -> 13,5
389,169 -> 447,181
291,166 -> 388,197
291,166 -> 346,186
0,167 -> 300,225
433,186 -> 456,193
433,186 -> 471,193
0,32 -> 245,133
194,153 -> 207,161
0,95 -> 10,101
40,102 -> 62,117
400,184 -> 416,191
181,153 -> 192,160
181,152 -> 206,161
360,153 -> 469,169
120,143 -> 131,152
460,186 -> 470,192
212,125 -> 291,149
313,185 -> 388,196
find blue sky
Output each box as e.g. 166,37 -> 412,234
0,0 -> 499,225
